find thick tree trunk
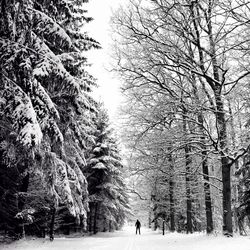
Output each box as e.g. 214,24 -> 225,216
206,0 -> 233,235
227,98 -> 240,233
215,90 -> 232,235
190,72 -> 214,234
190,0 -> 232,235
221,157 -> 232,235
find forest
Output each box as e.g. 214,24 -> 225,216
112,0 -> 250,237
1,0 -> 250,245
0,0 -> 129,241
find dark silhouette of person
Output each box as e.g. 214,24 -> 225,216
135,219 -> 141,234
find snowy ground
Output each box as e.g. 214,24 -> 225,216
1,226 -> 250,250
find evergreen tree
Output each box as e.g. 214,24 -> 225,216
0,0 -> 100,238
86,106 -> 130,233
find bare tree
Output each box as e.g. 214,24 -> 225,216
112,0 -> 250,235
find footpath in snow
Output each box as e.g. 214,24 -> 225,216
1,226 -> 250,250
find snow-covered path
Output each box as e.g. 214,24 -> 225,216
2,226 -> 250,250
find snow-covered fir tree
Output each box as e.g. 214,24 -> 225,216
86,106 -> 130,233
0,0 -> 101,238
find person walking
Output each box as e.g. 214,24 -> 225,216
135,219 -> 141,235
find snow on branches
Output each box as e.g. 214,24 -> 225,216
0,0 -> 99,225
2,77 -> 43,147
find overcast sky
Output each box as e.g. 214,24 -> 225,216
86,0 -> 127,121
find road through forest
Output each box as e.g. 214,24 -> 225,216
2,226 -> 250,250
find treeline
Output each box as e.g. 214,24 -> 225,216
112,0 -> 250,236
0,0 -> 129,240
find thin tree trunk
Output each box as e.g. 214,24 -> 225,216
169,178 -> 175,232
154,209 -> 158,231
148,210 -> 152,229
109,220 -> 112,232
88,210 -> 92,232
197,113 -> 214,234
168,150 -> 175,232
17,172 -> 29,239
49,205 -> 56,241
183,111 -> 193,234
201,149 -> 213,233
93,203 -> 98,234
185,147 -> 192,234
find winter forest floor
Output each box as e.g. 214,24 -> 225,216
1,226 -> 250,250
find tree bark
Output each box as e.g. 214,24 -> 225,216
215,90 -> 233,236
192,0 -> 232,234
221,157 -> 232,235
154,209 -> 158,231
49,205 -> 56,241
148,210 -> 152,229
227,98 -> 240,233
93,203 -> 98,234
206,0 -> 233,235
169,178 -> 175,232
201,149 -> 213,234
185,147 -> 193,234
168,150 -> 175,232
88,210 -> 92,232
183,111 -> 193,234
196,112 -> 214,234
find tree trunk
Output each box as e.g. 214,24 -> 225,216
227,98 -> 240,233
88,212 -> 92,232
168,150 -> 175,232
221,157 -> 232,235
17,172 -> 29,239
154,209 -> 158,231
49,205 -> 56,241
201,149 -> 213,234
148,210 -> 152,229
206,0 -> 233,234
197,113 -> 214,234
183,112 -> 193,234
169,178 -> 175,232
215,90 -> 233,236
109,220 -> 112,232
189,71 -> 214,234
93,203 -> 98,234
185,147 -> 193,234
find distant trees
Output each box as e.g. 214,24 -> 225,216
112,0 -> 250,236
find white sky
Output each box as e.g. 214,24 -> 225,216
86,0 -> 127,121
